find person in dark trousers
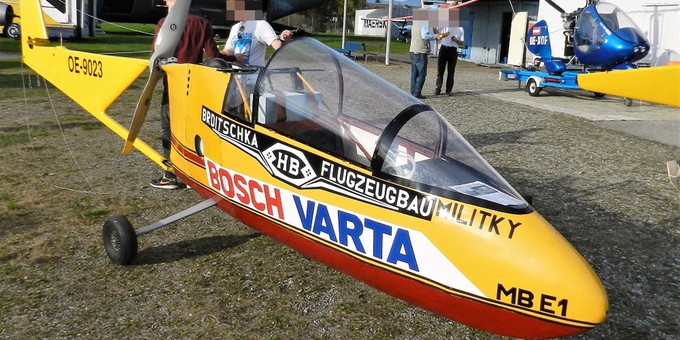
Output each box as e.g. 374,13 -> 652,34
409,8 -> 448,99
151,0 -> 234,189
435,26 -> 465,96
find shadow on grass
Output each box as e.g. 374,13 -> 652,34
0,71 -> 27,89
134,233 -> 261,265
0,59 -> 22,70
0,121 -> 103,134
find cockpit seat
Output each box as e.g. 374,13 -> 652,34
203,57 -> 229,69
258,91 -> 322,124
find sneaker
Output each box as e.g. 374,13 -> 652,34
415,94 -> 427,99
434,89 -> 441,95
150,175 -> 179,190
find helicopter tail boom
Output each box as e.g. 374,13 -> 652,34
19,0 -> 168,169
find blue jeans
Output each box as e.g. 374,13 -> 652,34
410,52 -> 428,96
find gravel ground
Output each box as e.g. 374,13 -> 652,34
1,54 -> 679,339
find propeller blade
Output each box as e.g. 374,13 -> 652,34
123,68 -> 163,154
122,0 -> 191,155
149,0 -> 191,65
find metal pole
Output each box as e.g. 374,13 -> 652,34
341,0 -> 348,49
92,0 -> 98,37
80,0 -> 85,38
136,199 -> 217,236
385,0 -> 393,65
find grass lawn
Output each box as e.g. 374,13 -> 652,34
0,23 -> 411,58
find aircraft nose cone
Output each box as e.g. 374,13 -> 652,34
498,213 -> 609,332
440,208 -> 608,337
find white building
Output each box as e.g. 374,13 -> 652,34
355,1 -> 679,66
354,8 -> 412,39
463,0 -> 539,64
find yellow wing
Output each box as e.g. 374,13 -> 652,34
578,66 -> 680,108
20,0 -> 168,170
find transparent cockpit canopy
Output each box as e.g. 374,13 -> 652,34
574,8 -> 603,54
594,2 -> 646,44
575,2 -> 647,54
257,38 -> 419,162
255,38 -> 528,210
379,109 -> 527,209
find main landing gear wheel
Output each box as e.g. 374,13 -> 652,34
103,215 -> 138,265
526,78 -> 541,97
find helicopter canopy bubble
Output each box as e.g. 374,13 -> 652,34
574,2 -> 649,69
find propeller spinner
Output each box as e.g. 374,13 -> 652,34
123,0 -> 191,154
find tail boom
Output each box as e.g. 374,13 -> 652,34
20,0 -> 168,168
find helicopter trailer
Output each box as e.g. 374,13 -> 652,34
499,68 -> 646,106
499,68 -> 592,98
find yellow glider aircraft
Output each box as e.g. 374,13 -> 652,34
19,0 -> 608,337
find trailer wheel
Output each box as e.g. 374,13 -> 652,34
6,23 -> 20,40
526,78 -> 541,97
623,98 -> 633,107
593,92 -> 605,98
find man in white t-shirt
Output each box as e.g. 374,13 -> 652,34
222,0 -> 292,67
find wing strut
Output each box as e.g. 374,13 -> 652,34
136,198 -> 217,236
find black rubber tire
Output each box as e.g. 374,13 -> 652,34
623,98 -> 633,107
526,78 -> 541,97
103,215 -> 138,265
6,23 -> 20,40
593,92 -> 606,98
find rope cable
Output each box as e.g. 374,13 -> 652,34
19,39 -> 113,196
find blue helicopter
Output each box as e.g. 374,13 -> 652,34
543,0 -> 650,71
501,1 -> 650,102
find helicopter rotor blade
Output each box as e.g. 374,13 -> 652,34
123,0 -> 191,155
544,0 -> 566,14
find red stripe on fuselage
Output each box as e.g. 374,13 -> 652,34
172,167 -> 591,338
171,133 -> 205,168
